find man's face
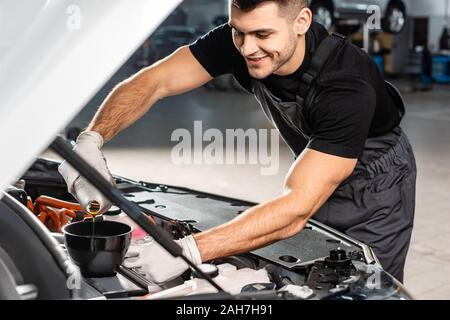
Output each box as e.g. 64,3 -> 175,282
229,2 -> 303,79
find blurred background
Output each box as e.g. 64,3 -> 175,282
44,0 -> 450,299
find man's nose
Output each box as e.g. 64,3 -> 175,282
239,35 -> 259,57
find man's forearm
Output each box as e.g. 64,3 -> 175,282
87,68 -> 163,142
193,149 -> 352,263
194,191 -> 312,262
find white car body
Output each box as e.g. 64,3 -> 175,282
0,0 -> 181,193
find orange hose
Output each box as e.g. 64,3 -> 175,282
33,196 -> 159,233
26,197 -> 35,212
59,209 -> 74,226
35,196 -> 82,212
39,205 -> 61,232
61,209 -> 77,220
38,211 -> 47,224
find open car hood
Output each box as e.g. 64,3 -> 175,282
0,0 -> 182,193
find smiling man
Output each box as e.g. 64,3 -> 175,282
229,0 -> 306,79
59,0 -> 416,283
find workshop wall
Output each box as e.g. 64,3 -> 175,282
180,0 -> 228,32
408,0 -> 450,49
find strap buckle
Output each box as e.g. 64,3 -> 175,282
302,72 -> 314,86
331,32 -> 346,40
295,95 -> 305,106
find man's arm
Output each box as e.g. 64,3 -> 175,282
194,149 -> 357,262
87,46 -> 212,142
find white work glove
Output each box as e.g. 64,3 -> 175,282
123,235 -> 202,284
58,131 -> 114,214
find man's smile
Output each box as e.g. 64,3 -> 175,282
246,55 -> 269,66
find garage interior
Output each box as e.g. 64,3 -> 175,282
37,0 -> 450,299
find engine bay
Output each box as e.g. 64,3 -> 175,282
0,158 -> 412,300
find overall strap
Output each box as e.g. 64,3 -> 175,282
296,33 -> 346,107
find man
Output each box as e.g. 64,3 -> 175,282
59,0 -> 416,283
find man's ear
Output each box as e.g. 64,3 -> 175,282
295,7 -> 312,36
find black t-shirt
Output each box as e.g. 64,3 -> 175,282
189,22 -> 402,158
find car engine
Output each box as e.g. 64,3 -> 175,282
0,158 -> 412,300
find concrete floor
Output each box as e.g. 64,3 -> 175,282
53,75 -> 450,300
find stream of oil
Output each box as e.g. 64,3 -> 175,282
88,202 -> 101,251
90,215 -> 95,251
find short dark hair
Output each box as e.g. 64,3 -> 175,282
231,0 -> 307,13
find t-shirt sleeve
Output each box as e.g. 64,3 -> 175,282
189,24 -> 236,77
189,24 -> 253,92
306,78 -> 376,158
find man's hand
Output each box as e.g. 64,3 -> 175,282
123,235 -> 202,284
58,131 -> 115,214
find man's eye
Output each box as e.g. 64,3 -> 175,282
256,33 -> 270,39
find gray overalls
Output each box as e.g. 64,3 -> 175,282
252,34 -> 417,283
